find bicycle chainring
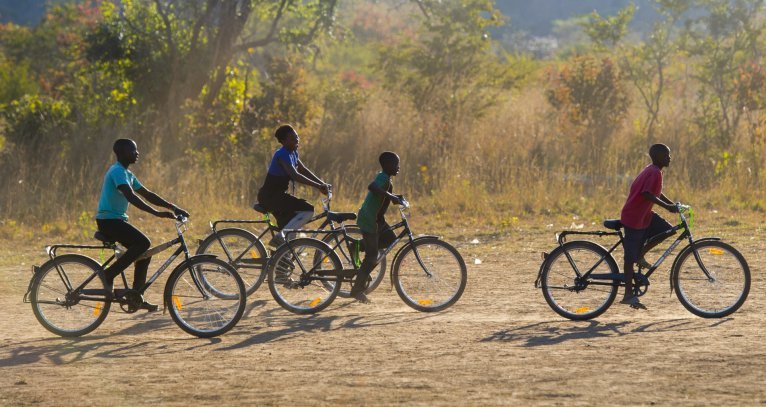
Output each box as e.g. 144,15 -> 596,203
119,289 -> 143,313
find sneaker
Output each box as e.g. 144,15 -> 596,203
620,296 -> 647,310
268,234 -> 285,248
139,300 -> 159,312
353,292 -> 372,304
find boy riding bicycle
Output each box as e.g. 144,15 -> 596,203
256,124 -> 330,247
349,151 -> 404,303
620,143 -> 678,309
95,139 -> 190,311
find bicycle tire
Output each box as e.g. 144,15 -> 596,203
392,238 -> 466,312
165,257 -> 246,338
540,240 -> 619,320
30,254 -> 111,337
320,226 -> 386,297
672,240 -> 750,318
268,238 -> 342,314
196,227 -> 268,296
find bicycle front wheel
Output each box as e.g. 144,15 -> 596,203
673,240 -> 750,318
540,241 -> 619,320
196,228 -> 268,296
165,257 -> 246,338
392,238 -> 466,312
30,254 -> 111,337
268,238 -> 342,314
320,226 -> 386,297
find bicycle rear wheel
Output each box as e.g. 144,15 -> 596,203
196,228 -> 267,296
673,240 -> 750,318
320,226 -> 386,297
392,238 -> 466,312
540,241 -> 619,320
165,257 -> 246,338
268,238 -> 342,314
30,254 -> 111,337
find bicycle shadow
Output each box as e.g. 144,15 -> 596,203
1,315 -> 222,367
221,306 -> 437,350
480,318 -> 733,347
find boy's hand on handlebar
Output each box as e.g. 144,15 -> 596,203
666,203 -> 679,213
172,205 -> 190,218
318,183 -> 331,195
392,194 -> 405,205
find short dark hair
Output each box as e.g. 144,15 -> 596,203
379,151 -> 399,166
649,143 -> 670,159
275,124 -> 295,142
113,139 -> 135,155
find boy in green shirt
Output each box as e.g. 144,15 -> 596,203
350,152 -> 404,303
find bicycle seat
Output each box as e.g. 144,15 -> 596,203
93,231 -> 115,244
252,203 -> 269,214
603,219 -> 623,230
327,211 -> 357,223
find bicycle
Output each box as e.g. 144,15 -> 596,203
24,216 -> 247,338
535,204 -> 750,320
196,192 -> 387,297
265,199 -> 468,314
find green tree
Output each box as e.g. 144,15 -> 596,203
545,55 -> 631,165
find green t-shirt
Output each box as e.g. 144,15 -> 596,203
357,172 -> 391,234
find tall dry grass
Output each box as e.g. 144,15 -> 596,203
2,83 -> 765,242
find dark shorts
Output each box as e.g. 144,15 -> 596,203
622,213 -> 673,264
257,189 -> 314,229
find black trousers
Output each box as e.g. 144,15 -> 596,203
350,221 -> 396,295
96,219 -> 152,290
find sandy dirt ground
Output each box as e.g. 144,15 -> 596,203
0,221 -> 764,406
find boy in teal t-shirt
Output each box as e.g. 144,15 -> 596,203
350,152 -> 404,302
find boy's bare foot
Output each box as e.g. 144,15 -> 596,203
353,292 -> 372,304
620,296 -> 647,310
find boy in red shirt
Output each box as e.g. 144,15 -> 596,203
620,144 -> 678,309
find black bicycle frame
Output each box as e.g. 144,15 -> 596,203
209,210 -> 341,265
556,218 -> 705,286
44,224 -> 200,304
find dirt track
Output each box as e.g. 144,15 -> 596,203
1,223 -> 764,405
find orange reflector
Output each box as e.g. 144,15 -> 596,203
709,248 -> 725,255
323,257 -> 330,263
172,295 -> 183,311
418,299 -> 433,306
574,306 -> 590,314
309,297 -> 322,307
250,249 -> 260,258
93,302 -> 102,317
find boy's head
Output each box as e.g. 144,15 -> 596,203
275,124 -> 299,151
649,143 -> 671,168
113,138 -> 138,164
379,151 -> 400,176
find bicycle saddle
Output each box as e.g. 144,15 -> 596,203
327,211 -> 357,223
252,203 -> 269,214
93,231 -> 115,244
603,219 -> 623,230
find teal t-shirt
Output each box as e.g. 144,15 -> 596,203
96,162 -> 143,221
357,172 -> 391,234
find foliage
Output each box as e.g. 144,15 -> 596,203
545,55 -> 630,165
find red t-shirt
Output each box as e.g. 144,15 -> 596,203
620,164 -> 663,229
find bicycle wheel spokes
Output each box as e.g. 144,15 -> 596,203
269,239 -> 341,314
167,259 -> 245,337
394,239 -> 466,312
674,241 -> 750,318
197,228 -> 266,296
541,241 -> 618,320
31,255 -> 110,337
